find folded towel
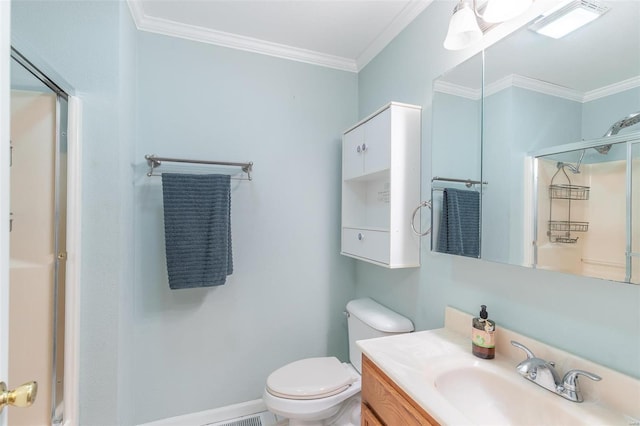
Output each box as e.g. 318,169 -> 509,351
161,173 -> 233,289
436,188 -> 480,258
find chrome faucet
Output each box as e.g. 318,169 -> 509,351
511,341 -> 601,402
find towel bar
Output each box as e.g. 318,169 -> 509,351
145,154 -> 253,180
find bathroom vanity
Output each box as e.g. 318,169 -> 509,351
362,355 -> 438,425
358,307 -> 640,425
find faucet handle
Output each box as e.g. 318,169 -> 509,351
559,369 -> 602,403
562,369 -> 602,389
511,340 -> 536,359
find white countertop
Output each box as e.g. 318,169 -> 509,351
357,307 -> 640,425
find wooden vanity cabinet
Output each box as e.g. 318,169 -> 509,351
361,355 -> 439,426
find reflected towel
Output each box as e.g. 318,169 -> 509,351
161,173 -> 233,289
437,188 -> 480,258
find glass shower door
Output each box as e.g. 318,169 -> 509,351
9,49 -> 68,426
630,141 -> 640,284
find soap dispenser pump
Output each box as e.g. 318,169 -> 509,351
472,305 -> 495,359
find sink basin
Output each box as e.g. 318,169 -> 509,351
431,358 -> 626,426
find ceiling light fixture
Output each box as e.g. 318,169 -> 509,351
443,1 -> 483,50
529,0 -> 609,39
443,0 -> 533,50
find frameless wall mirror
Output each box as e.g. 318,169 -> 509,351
431,0 -> 640,284
431,52 -> 483,258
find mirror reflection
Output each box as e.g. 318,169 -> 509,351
432,0 -> 640,284
431,53 -> 483,258
534,135 -> 640,283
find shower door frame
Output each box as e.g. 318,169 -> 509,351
0,8 -> 82,424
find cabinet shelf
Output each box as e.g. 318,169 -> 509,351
341,225 -> 390,233
343,168 -> 391,183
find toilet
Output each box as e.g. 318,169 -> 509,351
262,298 -> 414,426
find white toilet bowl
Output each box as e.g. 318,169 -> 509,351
262,357 -> 361,426
262,298 -> 414,426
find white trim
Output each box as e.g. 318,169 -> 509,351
0,2 -> 11,425
433,79 -> 481,100
482,75 -> 511,98
484,74 -> 584,102
62,96 -> 81,426
127,2 -> 357,72
583,75 -> 640,103
437,74 -> 639,104
511,74 -> 583,102
355,0 -> 434,70
126,0 -> 433,73
136,399 -> 268,426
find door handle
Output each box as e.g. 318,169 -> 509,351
0,381 -> 38,413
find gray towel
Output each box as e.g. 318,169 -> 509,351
437,188 -> 480,258
161,173 -> 233,289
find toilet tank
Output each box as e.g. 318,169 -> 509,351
346,298 -> 414,373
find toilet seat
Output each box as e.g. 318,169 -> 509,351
266,357 -> 357,400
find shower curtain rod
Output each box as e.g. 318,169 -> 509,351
145,154 -> 253,180
432,176 -> 487,188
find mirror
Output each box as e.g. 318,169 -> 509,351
533,135 -> 640,283
432,0 -> 640,284
431,53 -> 483,258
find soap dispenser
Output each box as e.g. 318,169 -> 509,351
472,305 -> 495,359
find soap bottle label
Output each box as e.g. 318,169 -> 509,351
472,328 -> 495,348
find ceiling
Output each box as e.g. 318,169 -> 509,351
127,0 -> 435,72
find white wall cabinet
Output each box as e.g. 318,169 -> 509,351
341,102 -> 421,268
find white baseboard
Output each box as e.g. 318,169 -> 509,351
137,399 -> 268,426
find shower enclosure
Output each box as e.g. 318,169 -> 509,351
533,130 -> 640,284
9,48 -> 68,426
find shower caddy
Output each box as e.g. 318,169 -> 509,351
547,164 -> 589,243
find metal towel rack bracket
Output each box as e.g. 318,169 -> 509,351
145,154 -> 253,180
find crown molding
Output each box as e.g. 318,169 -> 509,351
433,79 -> 481,100
356,0 -> 434,70
436,73 -> 640,104
126,0 -> 358,73
583,75 -> 640,103
486,74 -> 584,102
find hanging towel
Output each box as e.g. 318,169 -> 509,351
437,188 -> 480,258
161,173 -> 233,289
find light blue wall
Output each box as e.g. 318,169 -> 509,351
12,1 -> 358,424
583,87 -> 640,139
11,1 -> 137,424
356,1 -> 640,379
431,92 -> 480,180
132,32 -> 357,423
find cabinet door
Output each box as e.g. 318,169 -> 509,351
362,355 -> 439,426
343,125 -> 365,180
362,403 -> 384,426
363,108 -> 391,175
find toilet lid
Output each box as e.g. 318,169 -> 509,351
266,357 -> 357,400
